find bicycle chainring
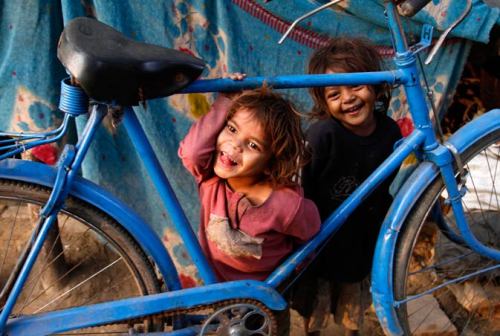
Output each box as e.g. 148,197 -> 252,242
199,299 -> 278,335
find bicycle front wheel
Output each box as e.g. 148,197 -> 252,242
394,129 -> 499,335
0,178 -> 163,333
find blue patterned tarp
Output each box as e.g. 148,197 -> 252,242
0,0 -> 498,285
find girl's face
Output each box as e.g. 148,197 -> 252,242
323,69 -> 377,136
214,108 -> 272,187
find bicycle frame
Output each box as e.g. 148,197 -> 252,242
0,2 -> 499,335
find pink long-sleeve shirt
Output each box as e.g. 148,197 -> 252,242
178,95 -> 320,281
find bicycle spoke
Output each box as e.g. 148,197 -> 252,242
18,212 -> 71,313
408,250 -> 475,276
484,145 -> 499,209
18,248 -> 67,313
80,273 -> 134,306
0,200 -> 22,278
465,163 -> 489,225
8,210 -> 140,316
22,233 -> 122,314
410,298 -> 439,335
21,257 -> 87,313
33,257 -> 122,314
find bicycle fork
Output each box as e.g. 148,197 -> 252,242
0,104 -> 106,333
427,144 -> 500,261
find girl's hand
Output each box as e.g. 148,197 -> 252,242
227,72 -> 246,81
221,72 -> 247,99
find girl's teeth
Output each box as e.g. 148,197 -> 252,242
346,104 -> 362,113
222,151 -> 237,165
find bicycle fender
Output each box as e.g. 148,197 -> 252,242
371,108 -> 500,336
0,158 -> 182,291
447,109 -> 500,153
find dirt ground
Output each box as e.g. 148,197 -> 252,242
290,309 -> 343,336
289,307 -> 384,336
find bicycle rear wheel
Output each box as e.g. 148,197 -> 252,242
394,130 -> 499,335
0,178 -> 163,333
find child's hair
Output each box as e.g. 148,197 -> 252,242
308,37 -> 390,119
227,87 -> 306,187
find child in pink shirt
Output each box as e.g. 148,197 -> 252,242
178,87 -> 321,282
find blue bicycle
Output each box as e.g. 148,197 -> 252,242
0,0 -> 498,335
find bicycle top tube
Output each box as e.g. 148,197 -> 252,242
182,71 -> 407,93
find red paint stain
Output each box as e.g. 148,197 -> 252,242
179,273 -> 197,288
396,117 -> 414,138
178,47 -> 195,57
31,144 -> 58,165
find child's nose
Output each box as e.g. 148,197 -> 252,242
342,89 -> 356,103
232,139 -> 244,152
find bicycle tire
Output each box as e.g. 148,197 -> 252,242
394,129 -> 499,335
0,178 -> 163,333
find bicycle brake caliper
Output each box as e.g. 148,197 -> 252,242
442,142 -> 469,205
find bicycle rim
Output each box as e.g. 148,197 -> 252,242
0,178 -> 162,334
394,129 -> 499,335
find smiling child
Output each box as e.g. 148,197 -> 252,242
291,37 -> 402,336
178,87 -> 321,282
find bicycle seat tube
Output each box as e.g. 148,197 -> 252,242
0,103 -> 107,332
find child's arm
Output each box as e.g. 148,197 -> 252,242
302,122 -> 336,199
286,198 -> 321,244
178,95 -> 233,183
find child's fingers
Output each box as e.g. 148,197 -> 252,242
220,72 -> 246,99
226,72 -> 247,81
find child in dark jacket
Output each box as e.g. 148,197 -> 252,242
291,37 -> 402,335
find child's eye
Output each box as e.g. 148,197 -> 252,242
327,92 -> 340,100
352,85 -> 364,91
248,142 -> 260,151
226,124 -> 236,133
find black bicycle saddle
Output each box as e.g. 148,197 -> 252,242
57,17 -> 206,106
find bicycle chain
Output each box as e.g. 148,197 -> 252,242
74,298 -> 278,335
